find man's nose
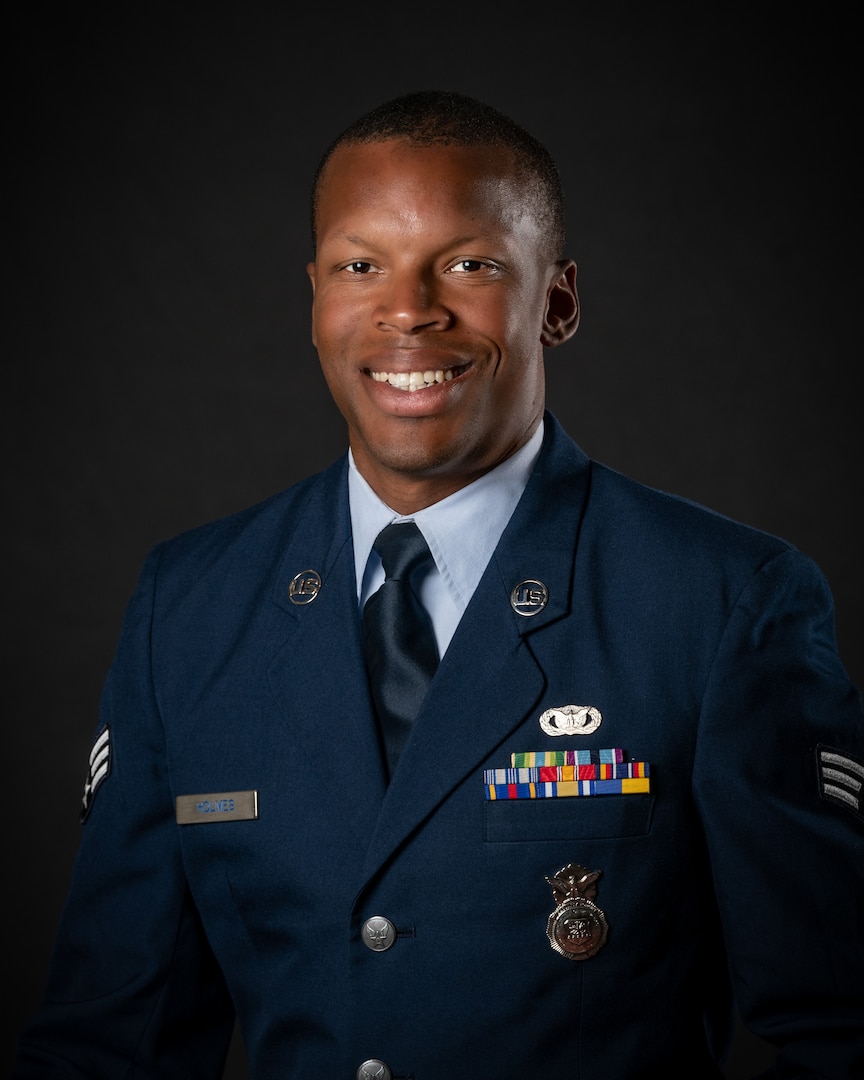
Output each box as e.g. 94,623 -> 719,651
374,272 -> 453,333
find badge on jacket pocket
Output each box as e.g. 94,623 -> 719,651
545,862 -> 608,960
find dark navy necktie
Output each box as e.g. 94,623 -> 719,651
363,521 -> 439,778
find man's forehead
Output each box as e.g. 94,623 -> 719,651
317,139 -> 535,220
312,137 -> 554,258
319,150 -> 540,247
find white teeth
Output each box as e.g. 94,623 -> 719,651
371,369 -> 454,391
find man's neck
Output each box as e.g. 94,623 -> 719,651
349,424 -> 544,515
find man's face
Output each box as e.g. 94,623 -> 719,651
307,138 -> 578,511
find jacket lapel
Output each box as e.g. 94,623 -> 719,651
265,460 -> 389,838
360,415 -> 592,882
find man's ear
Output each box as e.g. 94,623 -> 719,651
541,260 -> 579,347
307,261 -> 317,345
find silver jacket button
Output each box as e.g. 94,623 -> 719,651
357,1059 -> 392,1080
361,915 -> 396,952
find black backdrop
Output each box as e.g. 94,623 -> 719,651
8,7 -> 861,1077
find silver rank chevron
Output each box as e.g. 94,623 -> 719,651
80,726 -> 111,822
817,745 -> 863,819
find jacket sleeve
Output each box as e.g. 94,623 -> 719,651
15,545 -> 235,1079
695,547 -> 864,1079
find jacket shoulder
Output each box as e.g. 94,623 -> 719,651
146,456 -> 347,581
587,459 -> 797,567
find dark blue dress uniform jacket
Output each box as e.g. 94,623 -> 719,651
16,414 -> 864,1078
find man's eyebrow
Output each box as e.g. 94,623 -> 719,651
320,231 -> 368,246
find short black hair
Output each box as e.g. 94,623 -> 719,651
310,90 -> 566,260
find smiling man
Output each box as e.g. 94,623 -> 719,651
308,134 -> 578,511
16,91 -> 864,1080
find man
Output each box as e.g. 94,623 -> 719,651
16,91 -> 864,1078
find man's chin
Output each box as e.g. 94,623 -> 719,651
367,442 -> 460,477
352,422 -> 476,480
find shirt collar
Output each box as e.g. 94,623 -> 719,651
348,421 -> 544,610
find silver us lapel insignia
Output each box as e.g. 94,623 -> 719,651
288,570 -> 321,605
545,862 -> 608,960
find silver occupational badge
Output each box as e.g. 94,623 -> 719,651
545,863 -> 608,960
288,569 -> 321,605
539,704 -> 602,736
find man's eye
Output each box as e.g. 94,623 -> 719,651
449,259 -> 486,273
344,261 -> 374,274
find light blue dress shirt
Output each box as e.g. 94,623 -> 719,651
349,422 -> 543,659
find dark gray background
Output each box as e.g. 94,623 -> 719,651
7,6 -> 861,1077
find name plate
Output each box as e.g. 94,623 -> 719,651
176,790 -> 259,825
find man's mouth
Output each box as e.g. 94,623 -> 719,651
369,367 -> 464,392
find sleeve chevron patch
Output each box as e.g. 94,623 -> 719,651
817,745 -> 863,821
80,725 -> 111,823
